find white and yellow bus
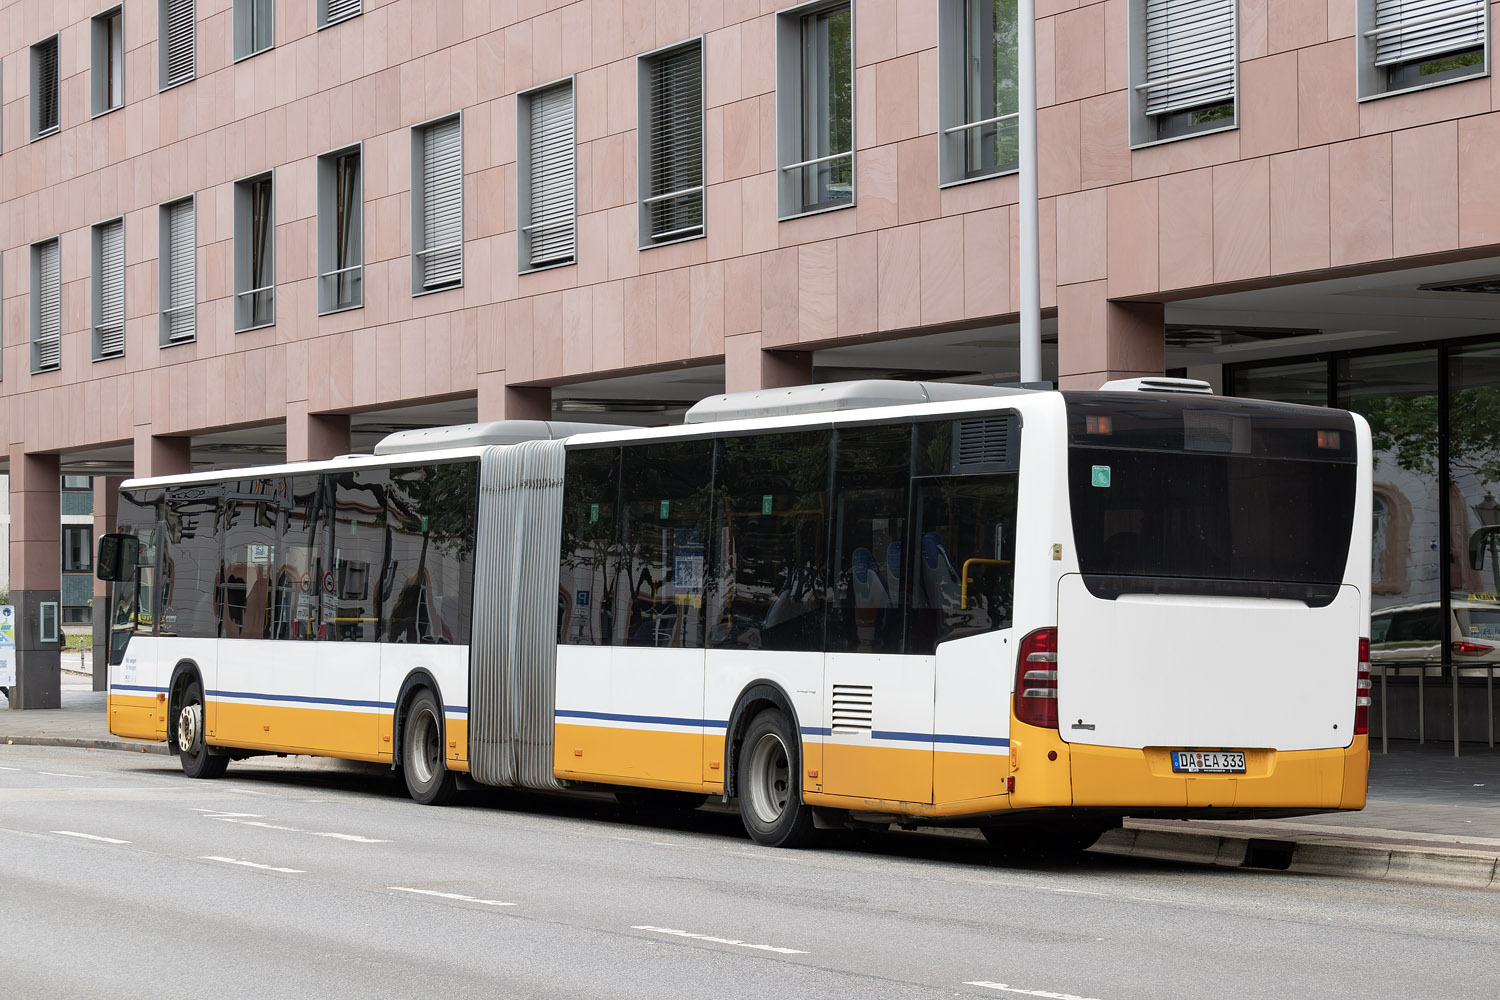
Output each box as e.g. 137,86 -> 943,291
99,380 -> 1372,850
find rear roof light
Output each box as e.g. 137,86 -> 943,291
1355,637 -> 1371,736
1015,627 -> 1058,729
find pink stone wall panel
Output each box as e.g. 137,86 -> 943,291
1055,187 -> 1107,286
1157,168 -> 1215,292
1392,122 -> 1459,259
1211,158 -> 1271,282
1106,178 -> 1158,299
1329,135 -> 1394,266
963,207 -> 1010,319
1239,53 -> 1299,160
1053,4 -> 1106,106
1459,113 -> 1500,248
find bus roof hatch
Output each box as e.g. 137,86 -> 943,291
683,380 -> 1032,424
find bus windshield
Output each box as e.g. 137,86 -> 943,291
1064,394 -> 1358,604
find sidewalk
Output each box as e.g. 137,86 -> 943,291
4,677 -> 1498,887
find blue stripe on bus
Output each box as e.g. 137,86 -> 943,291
802,726 -> 1009,748
208,689 -> 392,710
555,709 -> 729,729
111,684 -> 168,694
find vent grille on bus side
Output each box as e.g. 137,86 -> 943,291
951,415 -> 1018,474
831,684 -> 874,735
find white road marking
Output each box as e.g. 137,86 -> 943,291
194,809 -> 390,843
191,809 -> 263,817
39,772 -> 87,778
53,831 -> 130,844
965,983 -> 1104,1000
310,831 -> 389,843
631,925 -> 808,955
0,765 -> 21,771
387,887 -> 515,907
200,855 -> 306,873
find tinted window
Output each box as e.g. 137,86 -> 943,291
710,431 -> 830,652
163,487 -> 222,639
109,488 -> 162,664
218,480 -> 283,639
827,424 -> 909,654
620,440 -> 714,648
1066,394 -> 1357,602
383,462 -> 478,644
560,448 -> 621,646
908,474 -> 1018,654
1387,609 -> 1442,643
332,469 -> 388,641
275,476 -> 330,640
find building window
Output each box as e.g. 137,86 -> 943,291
234,173 -> 275,331
411,114 -> 464,293
159,0 -> 196,90
63,526 -> 94,573
92,218 -> 126,361
160,197 -> 196,345
91,8 -> 125,115
62,475 -> 92,489
1358,0 -> 1488,100
233,0 -> 274,61
317,145 -> 363,313
638,42 -> 704,247
939,0 -> 1019,185
318,0 -> 362,29
776,1 -> 854,217
31,35 -> 60,140
518,81 -> 576,271
1128,0 -> 1237,147
31,238 -> 62,373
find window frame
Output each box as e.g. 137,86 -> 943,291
637,38 -> 707,249
30,237 -> 63,374
232,0 -> 275,62
158,0 -> 197,92
91,216 -> 127,362
233,170 -> 276,332
516,77 -> 578,273
317,142 -> 364,314
937,0 -> 1020,187
1356,0 -> 1490,101
1126,0 -> 1239,150
91,8 -> 126,117
63,525 -> 95,573
30,34 -> 61,141
410,111 -> 465,295
158,195 -> 197,347
774,0 -> 857,220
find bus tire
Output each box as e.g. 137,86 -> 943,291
176,678 -> 228,779
736,708 -> 816,848
401,690 -> 457,806
979,823 -> 1109,860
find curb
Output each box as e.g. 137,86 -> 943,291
1097,824 -> 1500,890
3,736 -> 171,755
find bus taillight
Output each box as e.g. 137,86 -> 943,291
1015,628 -> 1058,729
1355,637 -> 1371,736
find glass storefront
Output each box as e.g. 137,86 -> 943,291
1228,342 -> 1500,749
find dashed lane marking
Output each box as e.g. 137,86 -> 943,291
387,887 -> 516,907
631,925 -> 809,955
0,766 -> 21,771
193,808 -> 391,843
965,983 -> 1105,1000
200,855 -> 306,873
53,831 -> 130,844
38,772 -> 87,778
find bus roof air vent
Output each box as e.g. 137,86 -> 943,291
372,420 -> 626,456
683,380 -> 1032,424
1098,377 -> 1214,395
952,415 -> 1019,474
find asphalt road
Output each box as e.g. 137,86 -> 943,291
2,745 -> 1496,1000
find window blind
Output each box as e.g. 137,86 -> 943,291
1372,0 -> 1486,67
646,45 -> 704,243
325,0 -> 362,25
35,241 -> 61,371
165,200 -> 196,341
1141,0 -> 1236,116
35,37 -> 59,135
164,0 -> 196,87
526,83 -> 576,267
97,220 -> 125,359
419,117 -> 463,289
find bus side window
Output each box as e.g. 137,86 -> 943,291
559,447 -> 621,646
908,477 -> 1018,653
382,462 -> 478,645
827,424 -> 910,654
164,490 -> 222,639
619,441 -> 714,648
218,482 -> 279,640
332,469 -> 388,642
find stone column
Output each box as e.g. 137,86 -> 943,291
134,428 -> 191,479
91,476 -> 125,693
1055,280 -> 1165,390
724,332 -> 813,393
478,374 -> 552,421
8,450 -> 61,710
286,402 -> 352,462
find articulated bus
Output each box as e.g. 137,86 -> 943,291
99,380 -> 1372,851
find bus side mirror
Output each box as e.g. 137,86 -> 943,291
96,533 -> 137,582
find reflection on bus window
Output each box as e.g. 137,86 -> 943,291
383,463 -> 478,645
828,425 -> 909,654
908,476 -> 1017,654
559,448 -> 621,646
620,441 -> 714,648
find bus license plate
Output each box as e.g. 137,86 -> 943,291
1171,751 -> 1246,774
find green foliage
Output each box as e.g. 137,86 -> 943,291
1191,102 -> 1235,125
1421,51 -> 1483,77
1351,386 -> 1500,487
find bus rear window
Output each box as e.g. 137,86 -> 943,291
1064,394 -> 1357,602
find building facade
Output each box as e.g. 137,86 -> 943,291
2,0 -> 1498,744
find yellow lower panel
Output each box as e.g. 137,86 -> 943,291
210,700 -> 387,761
445,717 -> 469,772
821,742 -> 932,803
108,694 -> 167,743
554,722 -> 705,787
934,749 -> 1008,804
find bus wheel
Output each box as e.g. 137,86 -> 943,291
737,708 -> 816,848
979,823 -> 1109,860
401,690 -> 457,806
176,679 -> 228,779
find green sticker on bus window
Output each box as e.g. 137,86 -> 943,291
590,503 -> 599,524
762,494 -> 773,515
1092,465 -> 1111,487
660,500 -> 670,519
